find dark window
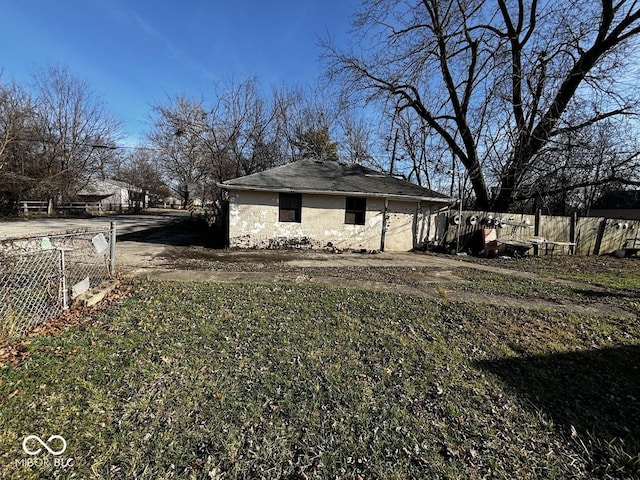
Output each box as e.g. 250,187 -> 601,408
279,193 -> 302,222
345,197 -> 366,225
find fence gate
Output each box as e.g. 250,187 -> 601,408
0,222 -> 116,338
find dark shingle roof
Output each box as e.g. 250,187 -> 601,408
591,190 -> 640,210
221,159 -> 452,202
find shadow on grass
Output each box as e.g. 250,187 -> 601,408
476,345 -> 640,474
572,288 -> 640,300
117,219 -> 226,248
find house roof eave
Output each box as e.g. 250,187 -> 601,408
217,183 -> 454,204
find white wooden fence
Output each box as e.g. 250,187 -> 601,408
20,201 -> 106,214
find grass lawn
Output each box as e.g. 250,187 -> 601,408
1,279 -> 639,479
457,255 -> 640,292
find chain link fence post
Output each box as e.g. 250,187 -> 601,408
109,221 -> 117,276
60,248 -> 68,310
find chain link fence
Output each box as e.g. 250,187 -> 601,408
0,222 -> 116,338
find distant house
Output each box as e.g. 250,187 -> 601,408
161,195 -> 183,208
76,179 -> 147,210
219,158 -> 453,251
589,190 -> 640,220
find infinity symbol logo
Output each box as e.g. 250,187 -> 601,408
22,435 -> 67,456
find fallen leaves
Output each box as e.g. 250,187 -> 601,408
0,342 -> 30,368
0,281 -> 133,368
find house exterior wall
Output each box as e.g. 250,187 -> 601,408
98,188 -> 129,209
228,190 -> 428,251
385,200 -> 431,251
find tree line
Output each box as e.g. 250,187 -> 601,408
147,79 -> 347,209
0,70 -> 363,213
0,66 -> 120,212
325,0 -> 640,213
2,0 -> 640,215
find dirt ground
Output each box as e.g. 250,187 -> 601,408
114,219 -> 639,319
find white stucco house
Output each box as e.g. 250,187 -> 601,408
219,159 -> 453,252
76,179 -> 147,210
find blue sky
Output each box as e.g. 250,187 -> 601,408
0,0 -> 358,143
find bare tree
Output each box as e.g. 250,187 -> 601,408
519,115 -> 640,213
0,80 -> 30,165
149,96 -> 209,205
212,77 -> 284,176
114,147 -> 169,207
339,113 -> 377,165
149,78 -> 291,209
0,67 -> 120,210
0,79 -> 35,206
325,0 -> 640,210
30,66 -> 120,202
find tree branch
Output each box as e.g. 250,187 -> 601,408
550,108 -> 634,137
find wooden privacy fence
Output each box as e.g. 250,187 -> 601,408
431,209 -> 640,256
576,217 -> 639,256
